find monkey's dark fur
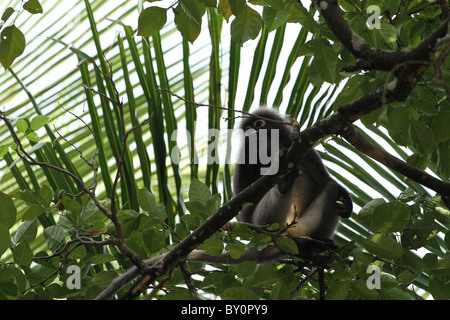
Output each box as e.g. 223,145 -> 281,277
95,108 -> 352,300
234,108 -> 352,239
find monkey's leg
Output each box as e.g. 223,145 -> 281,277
288,182 -> 341,240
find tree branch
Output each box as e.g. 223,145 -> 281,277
313,0 -> 450,72
341,125 -> 450,207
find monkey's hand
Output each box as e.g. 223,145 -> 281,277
336,185 -> 353,218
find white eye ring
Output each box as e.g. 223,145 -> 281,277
254,119 -> 266,127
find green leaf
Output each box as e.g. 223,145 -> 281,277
0,145 -> 8,157
378,287 -> 414,300
432,110 -> 450,142
429,258 -> 450,276
188,179 -> 211,204
92,271 -> 119,288
246,264 -> 280,287
262,6 -> 289,32
445,230 -> 450,250
174,0 -> 205,43
181,213 -> 202,230
88,254 -> 116,265
228,0 -> 246,16
14,220 -> 37,244
37,185 -> 53,207
198,237 -> 224,255
326,281 -> 349,300
368,201 -> 410,233
16,118 -> 29,133
310,42 -> 338,84
406,153 -> 427,171
218,0 -> 232,21
137,187 -> 156,213
44,225 -> 66,252
201,271 -> 226,289
23,0 -> 43,14
206,193 -> 221,215
401,216 -> 440,249
436,142 -> 450,179
0,191 -> 17,229
231,6 -> 262,46
26,131 -> 40,142
408,86 -> 438,115
0,25 -> 25,68
22,204 -> 46,221
221,287 -> 260,300
429,275 -> 450,300
137,7 -> 167,37
0,223 -> 11,257
364,234 -> 403,260
225,241 -> 246,259
185,200 -> 208,219
30,115 -> 49,131
236,260 -> 257,277
67,245 -> 86,259
153,204 -> 167,221
386,106 -> 411,146
143,229 -> 165,253
375,23 -> 397,44
275,236 -> 299,255
265,0 -> 287,10
423,253 -> 438,268
200,0 -> 217,7
287,3 -> 316,32
350,279 -> 378,300
358,198 -> 386,224
1,7 -> 15,22
162,288 -> 193,300
13,242 -> 33,267
409,120 -> 437,155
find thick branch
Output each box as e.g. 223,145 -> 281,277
313,0 -> 450,71
341,125 -> 450,207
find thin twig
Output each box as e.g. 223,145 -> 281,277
289,268 -> 318,295
179,261 -> 199,300
159,88 -> 293,126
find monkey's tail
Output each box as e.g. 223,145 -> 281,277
95,246 -> 282,300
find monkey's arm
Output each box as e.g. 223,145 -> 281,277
299,149 -> 353,218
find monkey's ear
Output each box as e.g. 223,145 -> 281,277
336,185 -> 352,218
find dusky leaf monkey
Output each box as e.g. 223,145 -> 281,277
95,108 -> 352,300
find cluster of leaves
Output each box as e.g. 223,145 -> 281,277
0,168 -> 169,299
353,192 -> 450,300
0,114 -> 49,158
0,0 -> 42,68
1,172 -> 449,300
138,0 -> 315,46
0,0 -> 449,300
325,1 -> 450,180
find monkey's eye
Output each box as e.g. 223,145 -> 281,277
254,119 -> 266,127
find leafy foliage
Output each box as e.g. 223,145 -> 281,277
0,0 -> 449,300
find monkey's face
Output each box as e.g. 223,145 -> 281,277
236,109 -> 293,178
240,109 -> 292,151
